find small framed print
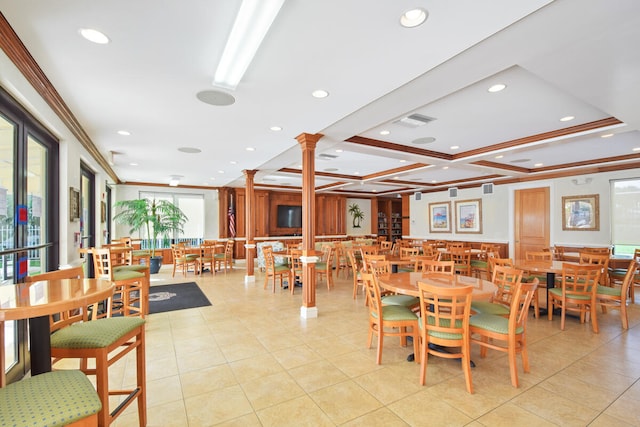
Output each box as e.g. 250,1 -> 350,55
562,194 -> 599,231
69,187 -> 80,222
455,199 -> 482,234
429,202 -> 451,233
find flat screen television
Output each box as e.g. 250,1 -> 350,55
277,205 -> 302,228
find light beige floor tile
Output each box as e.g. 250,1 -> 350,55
388,389 -> 473,426
256,395 -> 334,427
184,384 -> 253,426
180,364 -> 238,398
603,395 -> 640,426
511,387 -> 600,426
310,380 -> 382,424
271,344 -> 322,368
354,367 -> 423,405
229,352 -> 284,383
240,371 -> 305,410
288,359 -> 349,393
476,402 -> 557,427
341,407 -> 410,427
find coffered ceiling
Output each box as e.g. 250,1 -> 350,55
0,0 -> 639,197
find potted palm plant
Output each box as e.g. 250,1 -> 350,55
113,198 -> 188,274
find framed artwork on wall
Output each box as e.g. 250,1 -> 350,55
429,201 -> 451,233
455,199 -> 482,234
69,187 -> 80,222
562,194 -> 599,231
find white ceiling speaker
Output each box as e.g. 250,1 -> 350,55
448,187 -> 458,198
414,191 -> 422,201
482,183 -> 494,195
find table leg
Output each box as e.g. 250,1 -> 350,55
29,315 -> 51,375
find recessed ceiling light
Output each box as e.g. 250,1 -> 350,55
413,137 -> 436,145
450,146 -> 459,150
218,170 -> 225,174
196,90 -> 235,106
431,180 -> 437,183
270,126 -> 282,131
117,130 -> 130,136
393,176 -> 400,180
354,171 -> 360,175
442,166 -> 449,170
380,130 -> 390,136
335,149 -> 343,153
178,147 -> 202,154
312,89 -> 329,98
129,162 -> 138,166
400,8 -> 428,28
210,177 -> 216,180
488,84 -> 506,93
495,155 -> 504,159
399,159 -> 406,163
633,147 -> 640,152
230,160 -> 237,165
246,147 -> 255,151
79,28 -> 110,44
534,163 -> 544,167
560,115 -> 575,122
600,133 -> 614,138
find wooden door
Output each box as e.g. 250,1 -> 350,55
514,187 -> 550,260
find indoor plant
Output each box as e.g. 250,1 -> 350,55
113,198 -> 188,274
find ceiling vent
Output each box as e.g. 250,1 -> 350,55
482,183 -> 494,195
414,191 -> 422,201
448,187 -> 458,198
394,113 -> 436,128
318,153 -> 338,160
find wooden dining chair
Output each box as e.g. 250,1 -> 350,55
196,241 -> 216,275
548,263 -> 602,333
214,240 -> 234,273
316,246 -> 335,290
579,252 -> 610,286
450,247 -> 472,276
470,279 -> 539,387
289,249 -> 303,295
608,248 -> 640,300
598,260 -> 637,329
412,254 -> 439,272
471,265 -> 523,316
421,259 -> 455,275
347,249 -> 365,301
263,245 -> 291,292
417,280 -> 474,393
171,243 -> 197,277
362,273 -> 419,365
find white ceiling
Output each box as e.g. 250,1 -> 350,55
1,0 -> 639,196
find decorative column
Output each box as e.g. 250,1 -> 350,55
244,170 -> 257,283
296,133 -> 323,318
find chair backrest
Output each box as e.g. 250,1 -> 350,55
446,241 -> 464,250
422,259 -> 455,275
199,242 -> 217,257
262,245 -> 275,271
290,249 -> 303,274
361,272 -> 383,318
421,243 -> 436,257
413,254 -> 439,272
417,281 -> 473,345
360,245 -> 379,256
362,254 -> 386,273
322,246 -> 334,268
491,265 -> 524,307
379,241 -> 392,253
91,248 -> 114,280
224,239 -> 234,257
560,263 -> 601,296
488,257 -> 513,279
582,247 -> 611,255
368,259 -> 391,277
450,247 -> 472,265
579,252 -> 609,285
400,247 -> 419,259
25,266 -> 99,332
508,278 -> 539,335
617,260 -> 638,301
525,251 -> 552,261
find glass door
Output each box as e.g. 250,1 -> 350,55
80,164 -> 95,277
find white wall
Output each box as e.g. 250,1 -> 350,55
345,198 -> 371,235
409,169 -> 640,257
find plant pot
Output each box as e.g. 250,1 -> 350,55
149,256 -> 163,274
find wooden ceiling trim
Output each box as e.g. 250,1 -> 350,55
346,135 -> 453,160
0,12 -> 119,183
361,163 -> 430,180
472,160 -> 531,173
532,153 -> 640,172
454,117 -> 622,160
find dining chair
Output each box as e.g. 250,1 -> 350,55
263,245 -> 291,292
523,251 -> 553,318
25,267 -> 147,427
196,242 -> 216,275
488,257 -> 513,281
598,260 -> 637,329
417,280 -> 474,393
0,370 -> 102,426
214,240 -> 234,272
171,243 -> 197,277
412,254 -> 439,272
361,273 -> 419,365
450,247 -> 472,276
471,265 -> 524,317
379,240 -> 392,254
369,260 -> 420,309
397,247 -> 420,272
333,241 -> 350,279
289,249 -> 303,295
92,247 -> 147,317
421,259 -> 455,275
316,246 -> 335,290
471,244 -> 498,279
469,278 -> 539,387
548,263 -> 602,333
579,251 -> 610,286
347,249 -> 365,301
608,248 -> 640,300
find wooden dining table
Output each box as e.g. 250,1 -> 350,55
513,259 -> 569,315
0,278 -> 114,376
377,271 -> 497,300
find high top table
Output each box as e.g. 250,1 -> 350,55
0,278 -> 114,377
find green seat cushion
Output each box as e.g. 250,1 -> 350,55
273,265 -> 290,273
213,253 -> 226,259
132,249 -> 150,257
470,313 -> 523,334
523,274 -> 548,284
419,316 -> 464,340
0,370 -> 101,427
112,269 -> 146,281
382,294 -> 419,307
372,305 -> 418,322
51,317 -> 145,349
397,266 -> 414,273
316,262 -> 328,270
470,260 -> 488,268
548,287 -> 592,300
596,284 -> 621,297
471,300 -> 510,316
114,264 -> 147,273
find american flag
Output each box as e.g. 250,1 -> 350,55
228,204 -> 236,237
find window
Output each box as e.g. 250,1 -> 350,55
611,178 -> 640,255
139,191 -> 204,245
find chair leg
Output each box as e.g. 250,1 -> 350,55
136,329 -> 147,427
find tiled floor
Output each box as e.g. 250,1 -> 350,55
98,264 -> 640,426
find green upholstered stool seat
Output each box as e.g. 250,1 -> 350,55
273,264 -> 290,273
112,269 -> 145,281
372,305 -> 418,322
548,287 -> 592,300
470,313 -> 524,334
0,370 -> 101,427
51,317 -> 146,349
381,294 -> 419,307
114,264 -> 148,273
471,300 -> 510,316
596,284 -> 622,297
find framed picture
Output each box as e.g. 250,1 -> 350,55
100,201 -> 107,223
562,194 -> 599,231
428,201 -> 451,233
455,199 -> 482,234
69,187 -> 80,222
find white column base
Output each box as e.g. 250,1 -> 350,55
300,305 -> 318,319
244,275 -> 255,284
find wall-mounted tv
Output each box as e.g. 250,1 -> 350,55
277,205 -> 302,228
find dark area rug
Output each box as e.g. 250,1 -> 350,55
148,282 -> 211,314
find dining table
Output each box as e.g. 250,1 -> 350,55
0,278 -> 114,376
513,259 -> 569,315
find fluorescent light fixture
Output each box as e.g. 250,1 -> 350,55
213,0 -> 285,90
